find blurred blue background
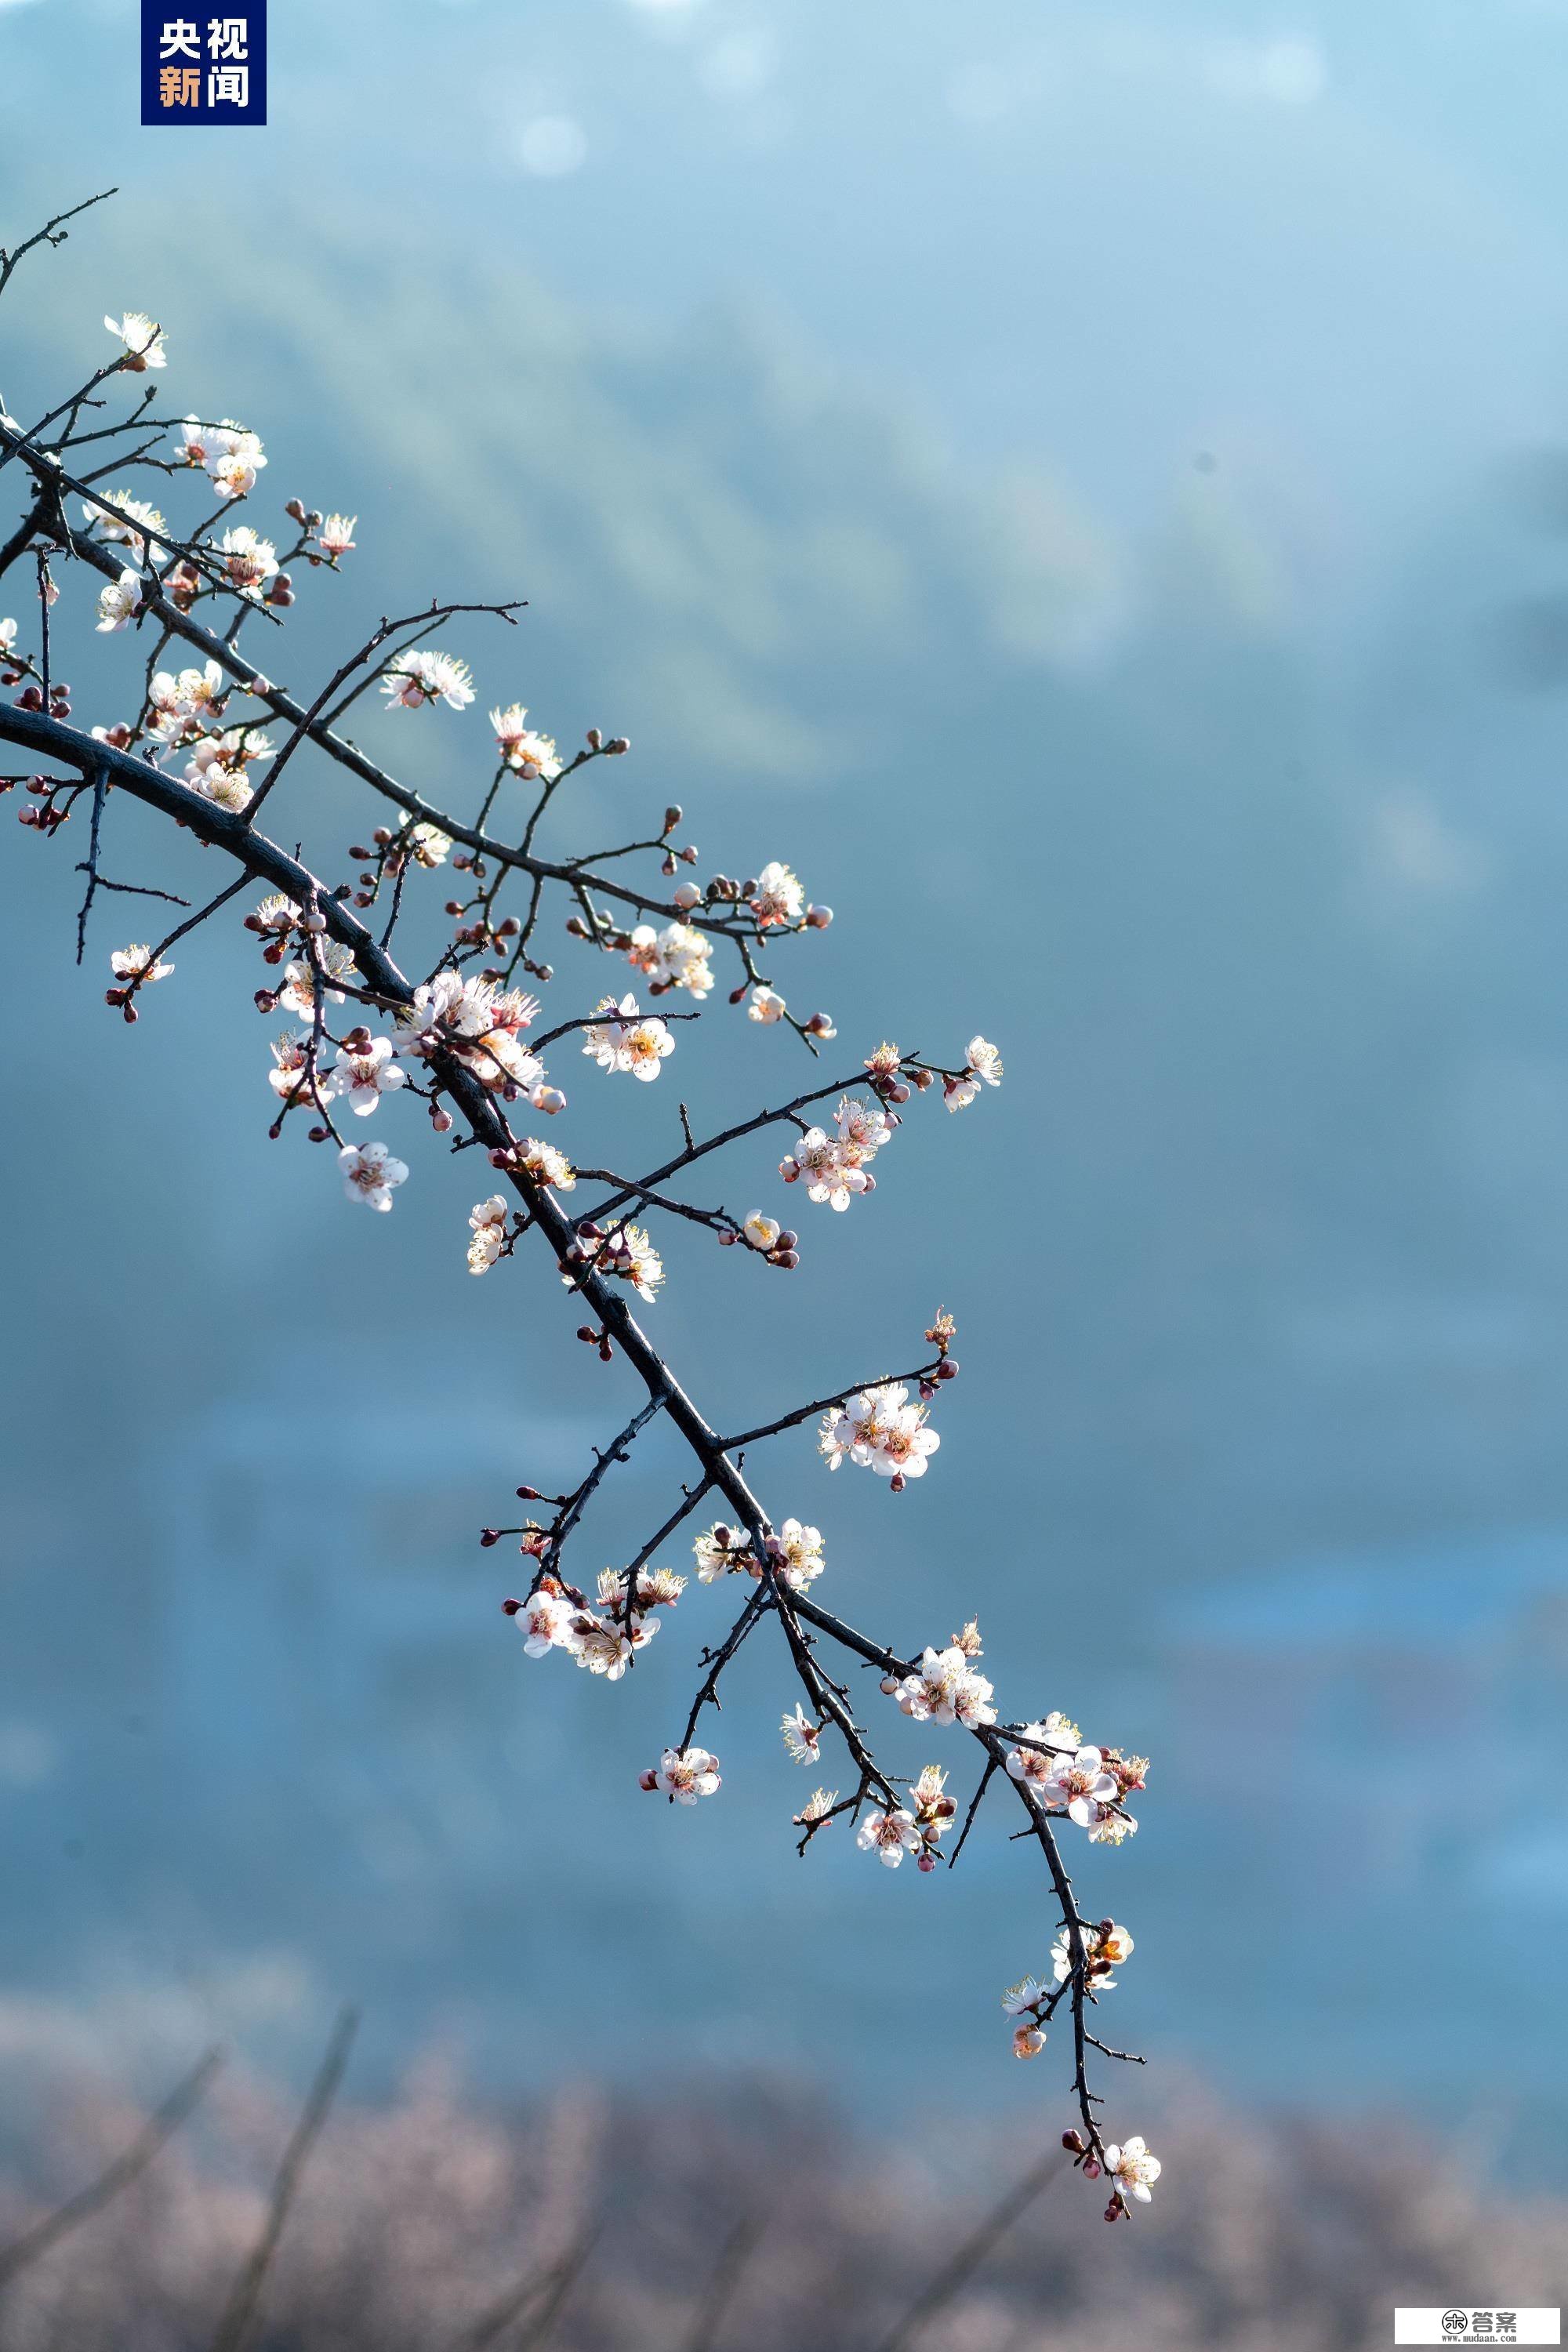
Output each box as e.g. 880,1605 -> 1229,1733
2,0 -> 1567,2181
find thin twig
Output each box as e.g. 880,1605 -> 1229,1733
684,2213 -> 764,2352
869,2151 -> 1068,2352
207,2006 -> 358,2352
0,2047 -> 222,2292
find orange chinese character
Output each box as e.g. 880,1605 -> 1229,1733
159,64 -> 201,105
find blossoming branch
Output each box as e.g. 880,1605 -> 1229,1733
0,191 -> 1156,2223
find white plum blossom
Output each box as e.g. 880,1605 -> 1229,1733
183,738 -> 255,813
652,1745 -> 721,1804
945,1036 -> 1004,1112
95,568 -> 143,633
742,1212 -> 781,1252
571,1609 -> 657,1679
747,985 -> 787,1024
750,861 -> 804,928
326,1036 -> 405,1116
254,891 -> 305,940
1004,1714 -> 1083,1798
1036,1745 -> 1121,1828
105,311 -> 166,369
511,1138 -> 575,1192
80,491 -> 169,559
781,1704 -> 822,1765
597,1564 -> 684,1618
278,942 -> 358,1020
856,1806 -> 923,1869
895,1645 -> 996,1729
769,1517 -> 825,1591
147,659 -> 224,735
1087,1804 -> 1140,1847
267,1033 -> 311,1102
597,1221 -> 663,1302
216,526 -> 278,598
819,1382 -> 939,1482
383,650 -> 475,711
692,1522 -> 749,1583
467,1195 -> 510,1275
794,1787 -> 839,1831
1052,1921 -> 1133,1987
909,1762 -> 957,1860
510,1585 -> 577,1657
201,422 -> 267,499
581,994 -> 675,1081
109,944 -> 172,984
405,822 -> 452,868
835,1096 -> 893,1159
626,920 -> 713,998
489,704 -> 561,777
314,514 -> 357,561
1103,2137 -> 1161,2209
339,1140 -> 408,1212
0,617 -> 16,657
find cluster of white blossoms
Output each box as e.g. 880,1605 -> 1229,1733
29,292 -> 1156,2214
183,728 -> 272,815
779,1094 -> 895,1212
944,1036 -> 1004,1111
339,1139 -> 408,1212
467,1196 -> 510,1275
1004,1730 -> 1146,1844
172,416 -> 267,501
1004,1920 -> 1137,2060
145,659 -> 225,743
891,1643 -> 996,1730
855,1765 -> 958,1872
819,1381 -> 940,1486
692,1515 -> 824,1590
625,919 -> 714,999
581,993 -> 676,1082
397,971 -> 550,1098
489,703 -> 561,778
382,649 -> 476,712
506,1569 -> 672,1682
